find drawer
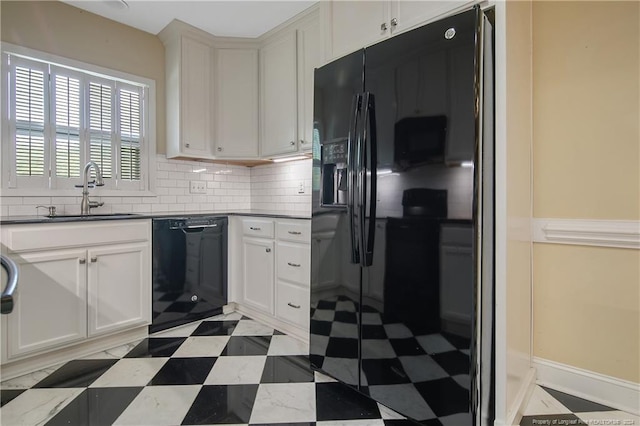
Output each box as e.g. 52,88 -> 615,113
276,220 -> 311,243
276,242 -> 310,286
276,280 -> 310,330
440,224 -> 473,247
242,219 -> 274,238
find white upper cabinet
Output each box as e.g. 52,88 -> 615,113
324,1 -> 390,62
297,16 -> 322,152
260,31 -> 299,157
215,48 -> 259,158
322,0 -> 475,62
163,32 -> 215,159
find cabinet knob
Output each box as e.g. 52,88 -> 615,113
79,258 -> 86,264
185,143 -> 190,148
381,22 -> 388,32
91,257 -> 97,263
290,141 -> 295,146
391,18 -> 398,28
300,139 -> 305,144
217,147 -> 223,152
265,248 -> 271,253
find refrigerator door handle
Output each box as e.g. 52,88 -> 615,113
360,92 -> 377,267
348,93 -> 362,264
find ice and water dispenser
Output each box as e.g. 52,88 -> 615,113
320,139 -> 349,207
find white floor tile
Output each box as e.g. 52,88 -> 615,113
415,334 -> 456,354
112,385 -> 201,425
0,388 -> 84,425
232,320 -> 274,336
171,336 -> 230,357
89,358 -> 168,387
314,371 -> 337,383
522,386 -> 572,416
267,334 -> 309,356
378,402 -> 406,420
204,356 -> 267,385
249,382 -> 316,423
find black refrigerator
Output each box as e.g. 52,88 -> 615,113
310,7 -> 495,425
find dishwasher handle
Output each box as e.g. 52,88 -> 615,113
1,255 -> 19,314
169,222 -> 220,233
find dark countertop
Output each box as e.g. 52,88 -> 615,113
0,209 -> 310,225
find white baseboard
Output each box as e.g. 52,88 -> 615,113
233,303 -> 309,344
532,218 -> 640,249
501,367 -> 537,426
533,357 -> 640,415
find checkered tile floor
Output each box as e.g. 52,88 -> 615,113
0,312 -> 415,426
310,295 -> 471,424
519,385 -> 639,426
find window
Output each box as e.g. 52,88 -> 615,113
2,46 -> 155,193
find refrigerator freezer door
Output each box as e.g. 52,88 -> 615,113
310,49 -> 364,387
360,9 -> 478,424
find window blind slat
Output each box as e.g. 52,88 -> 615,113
54,74 -> 81,178
119,88 -> 141,181
14,66 -> 46,176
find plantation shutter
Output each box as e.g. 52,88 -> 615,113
51,67 -> 83,184
10,57 -> 49,188
88,80 -> 114,183
118,86 -> 142,184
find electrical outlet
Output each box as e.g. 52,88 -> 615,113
298,181 -> 305,194
190,180 -> 206,194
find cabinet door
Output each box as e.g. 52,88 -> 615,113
390,1 -> 470,35
87,242 -> 151,337
325,0 -> 389,61
215,48 -> 259,158
260,31 -> 298,157
6,250 -> 87,359
297,17 -> 321,152
242,238 -> 274,314
181,36 -> 214,157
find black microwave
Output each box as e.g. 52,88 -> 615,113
394,115 -> 447,169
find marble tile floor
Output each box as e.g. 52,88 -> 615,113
1,311 -> 637,426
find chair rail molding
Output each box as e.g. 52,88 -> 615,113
532,218 -> 640,250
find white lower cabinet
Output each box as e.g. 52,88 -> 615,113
87,242 -> 151,337
233,217 -> 311,337
7,249 -> 87,359
1,220 -> 152,365
242,237 -> 275,314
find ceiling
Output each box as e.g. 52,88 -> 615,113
61,0 -> 317,38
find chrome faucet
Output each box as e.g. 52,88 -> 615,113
79,161 -> 105,215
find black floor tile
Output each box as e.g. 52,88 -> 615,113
334,311 -> 357,324
385,420 -> 439,426
390,338 -> 427,356
441,333 -> 470,350
519,414 -> 587,426
430,351 -> 469,376
191,321 -> 238,336
413,377 -> 469,417
309,354 -> 325,369
181,384 -> 258,424
325,337 -> 359,359
33,359 -> 118,388
148,357 -> 217,385
310,320 -> 332,336
124,337 -> 187,358
44,387 -> 143,426
0,389 -> 25,407
261,356 -> 314,383
361,304 -> 379,313
542,387 -> 615,413
315,382 -> 381,421
252,423 -> 316,426
316,300 -> 337,310
361,358 -> 411,385
221,336 -> 271,356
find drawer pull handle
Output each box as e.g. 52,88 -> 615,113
287,262 -> 300,268
79,258 -> 86,264
90,257 -> 97,263
250,227 -> 261,231
287,302 -> 301,309
288,231 -> 302,235
266,248 -> 271,253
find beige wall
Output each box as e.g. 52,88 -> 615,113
532,1 -> 640,383
0,1 -> 167,154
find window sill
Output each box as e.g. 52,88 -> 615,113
0,188 -> 157,198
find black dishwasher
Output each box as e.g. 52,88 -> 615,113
151,216 -> 227,333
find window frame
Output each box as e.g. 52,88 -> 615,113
1,42 -> 156,197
